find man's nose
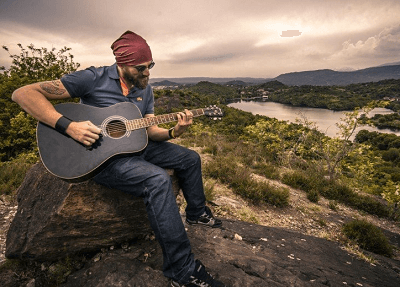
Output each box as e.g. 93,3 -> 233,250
142,69 -> 150,76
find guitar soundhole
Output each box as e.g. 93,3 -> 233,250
106,120 -> 127,138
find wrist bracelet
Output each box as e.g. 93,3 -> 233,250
168,127 -> 176,139
55,116 -> 72,135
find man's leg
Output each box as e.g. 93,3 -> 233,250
141,140 -> 208,221
93,155 -> 195,283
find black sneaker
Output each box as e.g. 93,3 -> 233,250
171,259 -> 226,287
186,206 -> 222,228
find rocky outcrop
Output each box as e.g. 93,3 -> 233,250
4,163 -> 400,286
59,220 -> 400,287
5,162 -> 179,261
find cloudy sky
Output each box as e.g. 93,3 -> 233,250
1,0 -> 399,79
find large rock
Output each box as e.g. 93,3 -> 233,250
5,162 -> 179,262
60,220 -> 400,287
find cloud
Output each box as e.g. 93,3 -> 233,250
328,25 -> 400,67
281,30 -> 302,37
1,0 -> 400,77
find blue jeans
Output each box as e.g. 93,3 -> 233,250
93,140 -> 206,283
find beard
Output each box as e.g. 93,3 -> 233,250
120,68 -> 149,90
124,74 -> 149,90
133,75 -> 149,89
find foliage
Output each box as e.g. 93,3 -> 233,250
0,44 -> 80,161
281,169 -> 390,218
381,180 -> 400,220
320,183 -> 390,218
291,103 -> 379,181
243,117 -> 310,165
247,79 -> 400,112
365,112 -> 400,130
343,220 -> 393,257
203,153 -> 289,207
184,81 -> 238,104
0,152 -> 38,196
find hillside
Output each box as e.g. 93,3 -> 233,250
1,143 -> 400,286
149,64 -> 400,87
151,80 -> 180,87
274,65 -> 400,86
149,77 -> 269,86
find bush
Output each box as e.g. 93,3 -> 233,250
320,183 -> 390,218
0,153 -> 37,196
343,220 -> 393,257
320,183 -> 354,201
204,156 -> 289,207
281,171 -> 316,192
253,162 -> 280,180
281,172 -> 390,218
307,189 -> 320,203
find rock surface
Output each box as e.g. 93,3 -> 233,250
5,163 -> 178,261
3,163 -> 400,286
60,220 -> 400,287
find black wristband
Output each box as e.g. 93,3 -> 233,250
55,116 -> 72,135
168,127 -> 176,139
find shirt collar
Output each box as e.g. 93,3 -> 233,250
108,63 -> 119,79
108,62 -> 147,94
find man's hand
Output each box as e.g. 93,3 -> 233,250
66,121 -> 102,146
174,109 -> 193,137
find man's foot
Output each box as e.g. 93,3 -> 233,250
186,206 -> 222,228
170,259 -> 226,287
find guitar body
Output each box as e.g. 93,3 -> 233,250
37,102 -> 148,182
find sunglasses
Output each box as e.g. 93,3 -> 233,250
133,61 -> 155,73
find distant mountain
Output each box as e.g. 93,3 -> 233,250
150,77 -> 269,86
149,63 -> 400,87
378,61 -> 400,67
151,80 -> 180,86
225,80 -> 248,86
274,65 -> 400,86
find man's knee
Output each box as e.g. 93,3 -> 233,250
186,149 -> 201,166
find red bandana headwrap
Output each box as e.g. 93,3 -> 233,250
111,31 -> 152,66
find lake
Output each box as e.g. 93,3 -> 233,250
228,101 -> 400,139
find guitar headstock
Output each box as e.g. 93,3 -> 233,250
204,105 -> 223,120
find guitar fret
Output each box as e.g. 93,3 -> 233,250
126,108 -> 212,131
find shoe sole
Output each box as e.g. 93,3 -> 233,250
186,220 -> 222,228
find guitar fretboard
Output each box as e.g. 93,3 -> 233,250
126,109 -> 205,131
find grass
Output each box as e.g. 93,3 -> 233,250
281,169 -> 391,219
343,219 -> 393,257
204,154 -> 289,207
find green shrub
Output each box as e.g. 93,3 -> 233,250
281,171 -> 315,192
203,178 -> 217,202
253,162 -> 280,180
320,183 -> 354,201
320,183 -> 390,218
328,200 -> 339,211
343,220 -> 393,257
349,195 -> 390,218
204,156 -> 289,207
307,189 -> 320,203
0,153 -> 37,195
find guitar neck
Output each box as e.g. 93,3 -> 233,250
126,109 -> 205,131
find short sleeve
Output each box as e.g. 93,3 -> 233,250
60,68 -> 97,98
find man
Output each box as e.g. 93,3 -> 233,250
12,31 -> 225,287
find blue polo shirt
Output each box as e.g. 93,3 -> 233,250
60,63 -> 154,117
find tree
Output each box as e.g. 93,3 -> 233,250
0,44 -> 80,161
293,102 -> 379,181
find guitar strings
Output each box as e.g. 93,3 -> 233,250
93,109 -> 208,135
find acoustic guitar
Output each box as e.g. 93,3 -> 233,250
37,102 -> 223,182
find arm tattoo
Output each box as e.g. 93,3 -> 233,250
39,80 -> 66,96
